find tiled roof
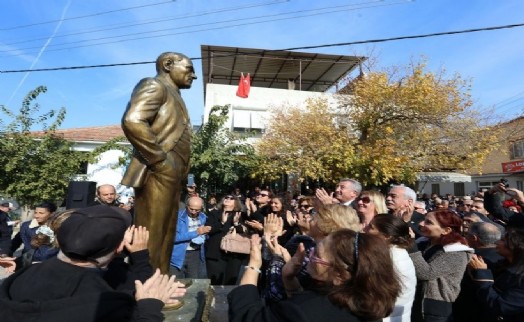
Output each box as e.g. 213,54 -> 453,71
32,125 -> 126,142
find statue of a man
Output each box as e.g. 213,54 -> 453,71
121,52 -> 196,273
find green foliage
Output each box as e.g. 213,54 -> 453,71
190,105 -> 257,195
256,59 -> 499,188
0,86 -> 129,207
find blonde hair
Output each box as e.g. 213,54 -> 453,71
362,190 -> 388,214
315,204 -> 360,234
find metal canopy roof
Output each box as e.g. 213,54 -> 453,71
417,172 -> 472,183
200,44 -> 365,98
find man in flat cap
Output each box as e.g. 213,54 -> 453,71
121,52 -> 197,273
0,205 -> 185,322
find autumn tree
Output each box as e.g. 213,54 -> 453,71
190,105 -> 257,195
254,98 -> 356,185
256,60 -> 500,187
0,86 -> 127,208
340,60 -> 500,186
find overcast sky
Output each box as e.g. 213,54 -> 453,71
1,0 -> 524,129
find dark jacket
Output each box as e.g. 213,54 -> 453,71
0,210 -> 13,255
204,209 -> 244,260
471,266 -> 524,322
484,191 -> 522,224
0,257 -> 163,322
228,284 -> 362,322
453,247 -> 504,322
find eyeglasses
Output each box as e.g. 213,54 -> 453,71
308,248 -> 332,267
257,193 -> 269,197
300,204 -> 312,209
358,196 -> 372,204
224,196 -> 235,200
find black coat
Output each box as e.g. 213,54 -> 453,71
228,284 -> 363,322
0,210 -> 13,255
0,257 -> 163,322
471,265 -> 524,322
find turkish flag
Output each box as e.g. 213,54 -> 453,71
236,73 -> 251,98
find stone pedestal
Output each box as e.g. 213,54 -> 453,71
163,279 -> 236,322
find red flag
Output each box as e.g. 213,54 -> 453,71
236,73 -> 251,98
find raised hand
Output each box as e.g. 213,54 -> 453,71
135,269 -> 186,305
124,226 -> 149,253
264,213 -> 284,236
315,188 -> 334,205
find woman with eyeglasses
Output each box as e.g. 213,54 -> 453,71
295,197 -> 315,236
408,210 -> 474,322
229,229 -> 401,322
263,204 -> 360,303
204,194 -> 247,285
468,218 -> 524,322
355,190 -> 388,233
368,214 -> 417,322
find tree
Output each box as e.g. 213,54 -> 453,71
0,86 -> 127,207
255,59 -> 500,187
253,98 -> 356,185
190,105 -> 257,195
341,60 -> 500,186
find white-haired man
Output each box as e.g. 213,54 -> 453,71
386,185 -> 425,237
316,178 -> 362,206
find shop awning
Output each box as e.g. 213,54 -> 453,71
416,172 -> 472,183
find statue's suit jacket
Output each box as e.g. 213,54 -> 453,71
121,77 -> 191,188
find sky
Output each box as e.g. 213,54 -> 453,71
1,0 -> 524,130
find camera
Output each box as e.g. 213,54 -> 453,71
500,178 -> 509,187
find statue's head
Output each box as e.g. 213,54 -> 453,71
156,52 -> 197,89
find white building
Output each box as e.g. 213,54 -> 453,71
201,45 -> 364,144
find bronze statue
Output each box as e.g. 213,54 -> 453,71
121,52 -> 196,273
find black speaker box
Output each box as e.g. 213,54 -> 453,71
66,181 -> 96,209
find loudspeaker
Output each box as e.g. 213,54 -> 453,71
66,181 -> 97,209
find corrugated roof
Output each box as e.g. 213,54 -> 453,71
201,44 -> 365,100
32,125 -> 125,142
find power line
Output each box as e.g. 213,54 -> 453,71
2,22 -> 524,74
1,0 -> 289,47
0,0 -> 389,55
0,1 -> 177,31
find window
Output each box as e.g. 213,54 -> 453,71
232,109 -> 266,137
478,181 -> 500,190
453,182 -> 465,197
517,181 -> 523,191
431,184 -> 440,196
510,140 -> 524,159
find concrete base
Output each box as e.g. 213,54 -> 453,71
163,279 -> 236,322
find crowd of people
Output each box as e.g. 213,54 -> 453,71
1,178 -> 524,321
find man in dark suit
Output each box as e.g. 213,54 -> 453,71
121,52 -> 197,273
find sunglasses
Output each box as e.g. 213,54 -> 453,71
308,248 -> 332,267
358,196 -> 372,204
300,204 -> 312,209
257,193 -> 269,197
224,196 -> 235,200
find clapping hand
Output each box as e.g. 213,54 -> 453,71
124,225 -> 149,253
135,269 -> 186,305
468,254 -> 488,270
264,213 -> 285,237
0,256 -> 16,273
315,188 -> 334,205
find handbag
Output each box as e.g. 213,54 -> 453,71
220,227 -> 251,254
